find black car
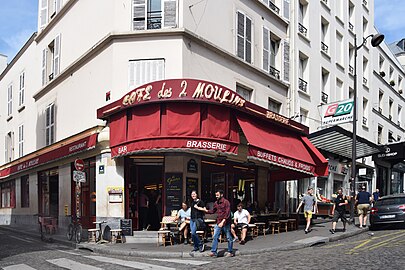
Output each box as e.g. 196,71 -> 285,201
370,193 -> 405,229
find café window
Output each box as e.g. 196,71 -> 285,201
1,180 -> 16,208
21,175 -> 30,208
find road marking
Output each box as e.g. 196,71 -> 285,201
86,255 -> 175,270
346,239 -> 371,255
9,235 -> 34,243
151,258 -> 211,266
57,249 -> 82,256
3,264 -> 36,270
47,258 -> 102,270
367,232 -> 405,251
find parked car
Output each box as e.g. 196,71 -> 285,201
370,193 -> 405,230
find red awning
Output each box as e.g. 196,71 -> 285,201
0,133 -> 98,179
236,113 -> 328,178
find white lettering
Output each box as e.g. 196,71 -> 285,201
186,140 -> 226,151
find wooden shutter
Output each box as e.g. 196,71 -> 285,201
40,0 -> 48,28
283,39 -> 290,82
245,16 -> 252,63
133,0 -> 146,30
263,27 -> 269,71
42,48 -> 47,86
237,11 -> 245,60
54,34 -> 61,76
163,0 -> 176,28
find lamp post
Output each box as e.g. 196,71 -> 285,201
350,33 -> 384,222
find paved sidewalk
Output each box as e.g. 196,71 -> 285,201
0,218 -> 368,258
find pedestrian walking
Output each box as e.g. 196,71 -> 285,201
372,188 -> 380,206
189,191 -> 205,253
296,187 -> 317,234
330,188 -> 348,234
195,189 -> 234,257
356,186 -> 372,228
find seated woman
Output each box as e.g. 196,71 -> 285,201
231,202 -> 251,245
175,201 -> 191,244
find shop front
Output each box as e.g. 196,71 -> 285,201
97,79 -> 328,231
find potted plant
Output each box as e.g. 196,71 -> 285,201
390,80 -> 396,86
379,71 -> 386,77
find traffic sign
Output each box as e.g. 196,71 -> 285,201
74,159 -> 85,171
73,170 -> 86,183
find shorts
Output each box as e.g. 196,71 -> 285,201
304,210 -> 313,219
332,210 -> 347,223
235,223 -> 249,230
357,204 -> 370,215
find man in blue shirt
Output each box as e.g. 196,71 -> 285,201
355,186 -> 372,228
372,189 -> 380,206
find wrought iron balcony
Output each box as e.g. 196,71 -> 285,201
349,65 -> 354,75
298,23 -> 307,36
349,22 -> 354,32
321,42 -> 329,54
269,66 -> 281,80
299,78 -> 308,93
147,11 -> 162,29
362,117 -> 367,125
269,1 -> 280,14
321,92 -> 328,103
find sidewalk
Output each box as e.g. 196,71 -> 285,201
0,218 -> 368,258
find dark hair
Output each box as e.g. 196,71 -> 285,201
216,189 -> 224,195
182,201 -> 189,207
237,202 -> 244,208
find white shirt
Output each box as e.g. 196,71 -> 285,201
234,209 -> 250,224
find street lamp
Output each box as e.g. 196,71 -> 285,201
350,33 -> 384,222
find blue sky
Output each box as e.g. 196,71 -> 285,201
0,0 -> 404,62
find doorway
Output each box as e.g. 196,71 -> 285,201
38,168 -> 59,218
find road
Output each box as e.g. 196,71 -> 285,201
1,227 -> 404,269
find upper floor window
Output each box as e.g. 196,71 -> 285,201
263,27 -> 281,79
7,84 -> 12,116
268,98 -> 281,113
42,34 -> 61,86
132,0 -> 177,30
5,132 -> 14,163
377,125 -> 383,144
18,125 -> 24,158
379,55 -> 385,72
236,11 -> 252,63
236,84 -> 252,101
45,103 -> 55,146
39,0 -> 62,29
128,59 -> 165,90
19,71 -> 25,107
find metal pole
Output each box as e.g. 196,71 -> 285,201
350,34 -> 358,223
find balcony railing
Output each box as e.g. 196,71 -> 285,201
363,77 -> 368,85
269,66 -> 281,80
269,1 -> 280,14
321,92 -> 328,103
363,117 -> 367,125
147,11 -> 162,29
349,65 -> 354,75
298,23 -> 308,36
299,78 -> 308,93
321,42 -> 329,54
349,22 -> 354,31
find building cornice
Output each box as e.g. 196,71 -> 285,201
33,28 -> 289,101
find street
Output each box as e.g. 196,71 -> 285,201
1,227 -> 405,269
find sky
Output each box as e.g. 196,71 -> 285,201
0,0 -> 404,63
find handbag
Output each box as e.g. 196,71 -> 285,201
196,218 -> 206,230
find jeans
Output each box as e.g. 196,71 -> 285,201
211,223 -> 233,255
190,219 -> 202,250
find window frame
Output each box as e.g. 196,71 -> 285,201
236,10 -> 252,63
45,103 -> 55,146
7,83 -> 13,116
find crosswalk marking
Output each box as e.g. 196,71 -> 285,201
3,264 -> 36,270
9,235 -> 34,243
86,255 -> 176,270
57,249 -> 83,256
151,258 -> 211,266
47,258 -> 103,270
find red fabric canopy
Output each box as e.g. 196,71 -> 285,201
236,113 -> 327,178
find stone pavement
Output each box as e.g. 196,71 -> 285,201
0,218 -> 368,258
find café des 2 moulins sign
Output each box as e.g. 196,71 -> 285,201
321,99 -> 354,126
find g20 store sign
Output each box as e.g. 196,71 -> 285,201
321,99 -> 354,126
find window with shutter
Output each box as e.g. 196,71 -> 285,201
163,0 -> 176,28
45,103 -> 55,146
42,49 -> 47,86
263,28 -> 269,71
133,0 -> 146,30
7,84 -> 12,116
128,59 -> 165,89
283,40 -> 290,82
18,125 -> 24,158
53,34 -> 61,76
19,72 -> 25,106
283,0 -> 290,20
236,11 -> 252,63
40,0 -> 48,29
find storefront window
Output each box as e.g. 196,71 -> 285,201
1,180 -> 15,208
20,175 -> 29,208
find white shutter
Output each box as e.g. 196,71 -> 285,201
163,0 -> 177,28
283,0 -> 290,20
263,28 -> 269,71
133,0 -> 146,30
53,34 -> 61,76
40,0 -> 48,28
42,49 -> 47,86
56,0 -> 62,13
245,17 -> 252,63
283,39 -> 290,82
129,61 -> 135,89
237,12 -> 245,59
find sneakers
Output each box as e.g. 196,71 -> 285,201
184,238 -> 188,245
232,237 -> 239,242
362,225 -> 367,228
199,244 -> 205,252
209,252 -> 217,257
304,229 -> 309,234
329,229 -> 335,234
191,247 -> 199,252
342,228 -> 346,232
225,252 -> 235,257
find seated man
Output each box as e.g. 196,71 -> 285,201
175,201 -> 191,244
231,202 -> 251,245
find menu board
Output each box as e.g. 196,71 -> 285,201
165,173 -> 183,215
120,219 -> 132,236
186,177 -> 198,201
